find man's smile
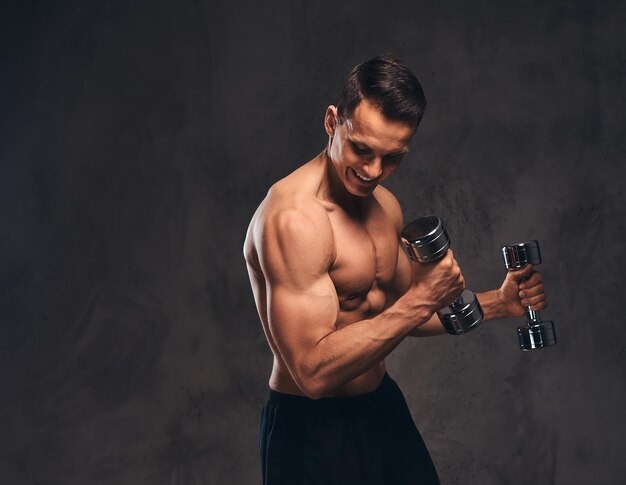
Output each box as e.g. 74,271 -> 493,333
352,167 -> 377,182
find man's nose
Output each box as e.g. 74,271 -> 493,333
364,157 -> 383,178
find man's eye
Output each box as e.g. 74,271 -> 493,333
385,154 -> 403,162
352,145 -> 369,154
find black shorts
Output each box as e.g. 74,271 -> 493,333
258,373 -> 440,485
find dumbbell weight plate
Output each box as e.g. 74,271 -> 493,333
437,289 -> 484,335
502,240 -> 542,269
401,216 -> 450,263
517,321 -> 557,350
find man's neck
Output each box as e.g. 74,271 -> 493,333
319,150 -> 368,217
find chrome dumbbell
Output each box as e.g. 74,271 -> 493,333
501,240 -> 557,351
401,215 -> 483,335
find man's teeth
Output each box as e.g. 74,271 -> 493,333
354,170 -> 374,181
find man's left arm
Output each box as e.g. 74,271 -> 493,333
408,263 -> 548,337
377,185 -> 548,337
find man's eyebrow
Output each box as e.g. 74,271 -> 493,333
389,146 -> 410,155
347,137 -> 410,156
347,137 -> 372,150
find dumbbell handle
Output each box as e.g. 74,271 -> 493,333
527,307 -> 542,324
501,240 -> 557,350
517,272 -> 543,325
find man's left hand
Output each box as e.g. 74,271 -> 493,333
498,264 -> 548,318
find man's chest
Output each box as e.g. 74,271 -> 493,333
326,208 -> 409,314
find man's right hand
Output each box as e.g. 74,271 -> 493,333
400,249 -> 466,318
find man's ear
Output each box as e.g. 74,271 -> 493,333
324,105 -> 339,137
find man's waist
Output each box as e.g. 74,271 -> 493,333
268,373 -> 396,411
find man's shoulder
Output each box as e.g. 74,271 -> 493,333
251,182 -> 333,249
373,184 -> 399,206
247,186 -> 335,276
373,185 -> 404,231
265,180 -> 328,218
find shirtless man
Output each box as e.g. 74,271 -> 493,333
244,56 -> 547,485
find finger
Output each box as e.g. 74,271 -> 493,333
519,283 -> 545,299
521,294 -> 546,307
529,299 -> 548,311
457,274 -> 466,291
440,252 -> 454,269
513,264 -> 534,286
520,271 -> 542,289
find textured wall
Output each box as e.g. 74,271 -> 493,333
1,0 -> 625,483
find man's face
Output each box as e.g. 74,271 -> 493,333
325,98 -> 416,197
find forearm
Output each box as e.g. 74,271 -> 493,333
408,289 -> 509,337
476,288 -> 511,320
303,301 -> 431,397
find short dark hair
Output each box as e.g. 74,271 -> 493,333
336,55 -> 427,126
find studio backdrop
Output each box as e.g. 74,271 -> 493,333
1,1 -> 625,484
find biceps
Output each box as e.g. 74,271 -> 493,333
267,279 -> 339,370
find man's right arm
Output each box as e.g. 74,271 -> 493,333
255,201 -> 460,399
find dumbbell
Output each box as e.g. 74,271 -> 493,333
501,240 -> 557,350
401,215 -> 483,335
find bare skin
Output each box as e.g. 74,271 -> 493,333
243,99 -> 547,399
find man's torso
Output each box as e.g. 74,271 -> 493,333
244,155 -> 411,396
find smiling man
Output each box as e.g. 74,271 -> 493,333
243,55 -> 547,485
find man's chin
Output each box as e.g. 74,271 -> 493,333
345,169 -> 379,195
346,183 -> 377,197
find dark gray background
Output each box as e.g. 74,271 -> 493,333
1,0 -> 625,483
